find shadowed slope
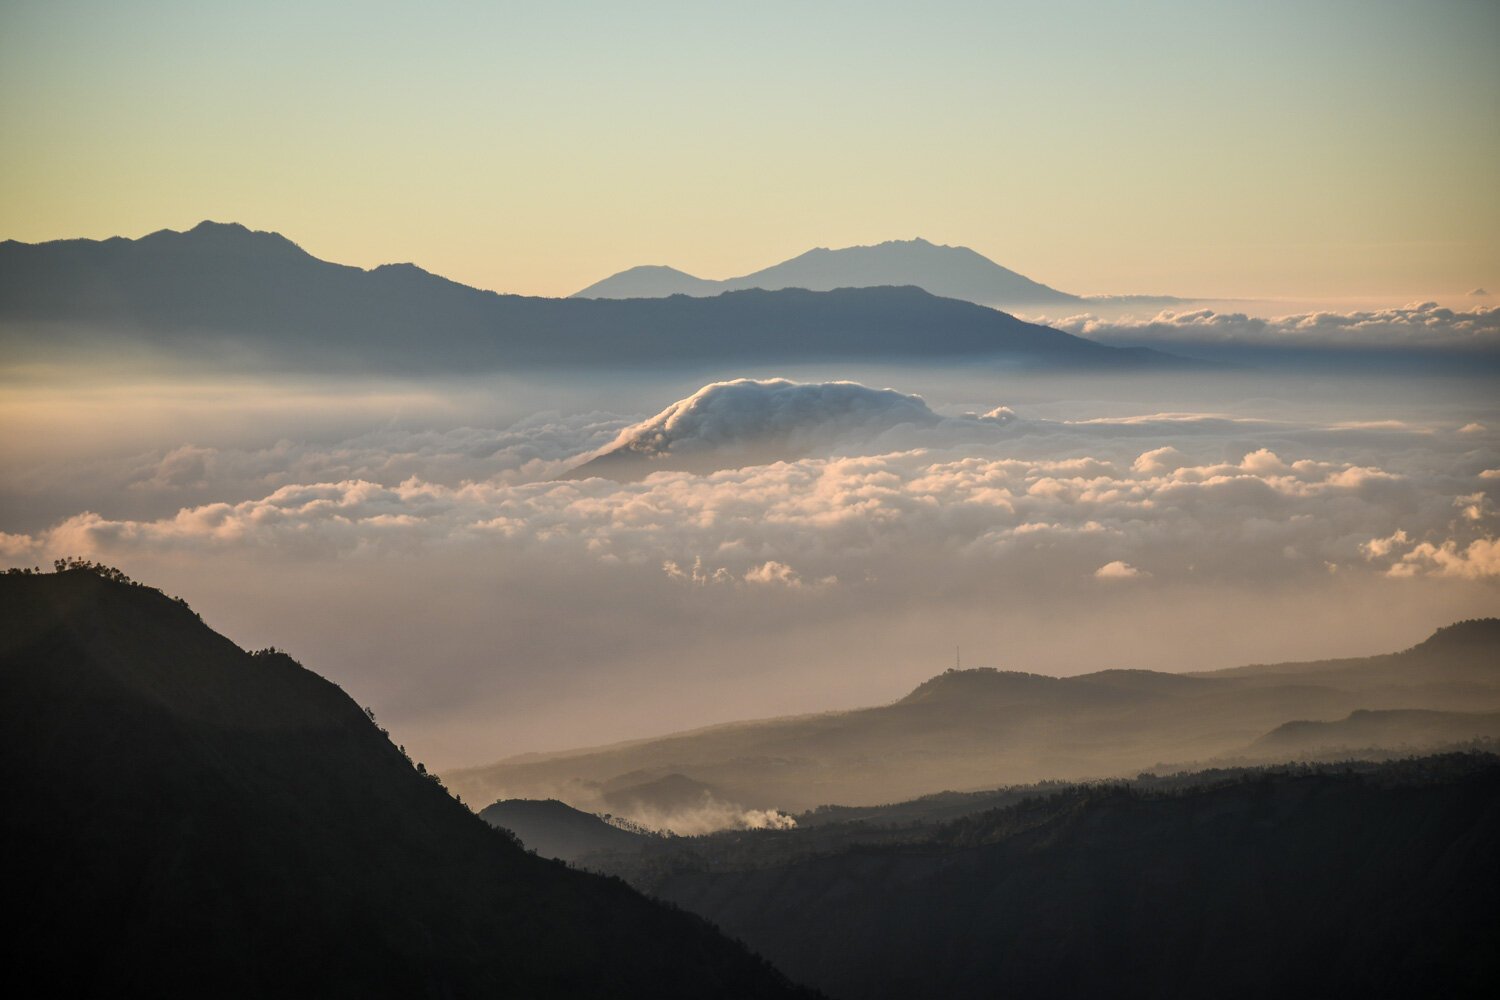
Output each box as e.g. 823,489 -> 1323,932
0,569 -> 807,998
479,799 -> 651,863
613,759 -> 1500,999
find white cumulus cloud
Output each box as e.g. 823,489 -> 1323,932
1036,302 -> 1500,352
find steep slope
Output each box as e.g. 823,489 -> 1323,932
0,222 -> 1180,373
0,568 -> 807,998
617,759 -> 1500,999
573,237 -> 1080,306
446,621 -> 1500,819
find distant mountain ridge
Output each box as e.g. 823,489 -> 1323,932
446,619 -> 1500,819
0,221 -> 1191,373
573,237 -> 1082,306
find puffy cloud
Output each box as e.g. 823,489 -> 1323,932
743,561 -> 804,587
1094,561 -> 1146,581
1036,302 -> 1500,352
1460,423 -> 1487,434
1456,492 -> 1492,522
1133,446 -> 1187,474
0,531 -> 41,562
1384,538 -> 1500,580
1362,530 -> 1410,559
12,440 -> 1479,596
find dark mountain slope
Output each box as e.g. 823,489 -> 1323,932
479,799 -> 650,863
623,759 -> 1500,999
0,568 -> 808,998
0,222 -> 1182,372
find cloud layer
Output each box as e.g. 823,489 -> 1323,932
1033,302 -> 1500,353
3,375 -> 1497,766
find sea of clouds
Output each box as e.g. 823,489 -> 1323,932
3,376 -> 1497,765
1033,301 -> 1500,353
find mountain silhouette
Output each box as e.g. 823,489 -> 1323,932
573,237 -> 1081,307
478,799 -> 651,863
575,263 -> 723,298
0,222 -> 1189,372
0,566 -> 807,997
447,620 -> 1500,818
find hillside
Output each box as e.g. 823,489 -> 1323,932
591,757 -> 1500,999
1253,708 -> 1500,754
573,237 -> 1081,307
0,567 -> 807,997
0,222 -> 1184,373
446,620 -> 1500,824
479,799 -> 651,862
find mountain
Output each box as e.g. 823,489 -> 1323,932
478,799 -> 651,863
1253,708 -> 1500,754
0,222 -> 1186,373
573,237 -> 1082,307
567,378 -> 943,480
588,756 -> 1500,999
0,566 -> 808,998
575,264 -> 722,298
445,620 -> 1500,823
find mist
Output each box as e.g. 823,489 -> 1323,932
3,359 -> 1496,771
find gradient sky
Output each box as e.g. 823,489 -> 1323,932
2,0 -> 1497,300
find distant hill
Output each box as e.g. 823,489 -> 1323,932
0,222 -> 1188,373
592,756 -> 1500,999
446,620 -> 1500,819
1254,708 -> 1500,754
0,567 -> 807,997
568,378 -> 943,480
574,237 -> 1081,307
575,264 -> 723,298
479,799 -> 650,863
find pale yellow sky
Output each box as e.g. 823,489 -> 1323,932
2,1 -> 1496,301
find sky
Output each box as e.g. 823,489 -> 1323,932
2,0 -> 1497,300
